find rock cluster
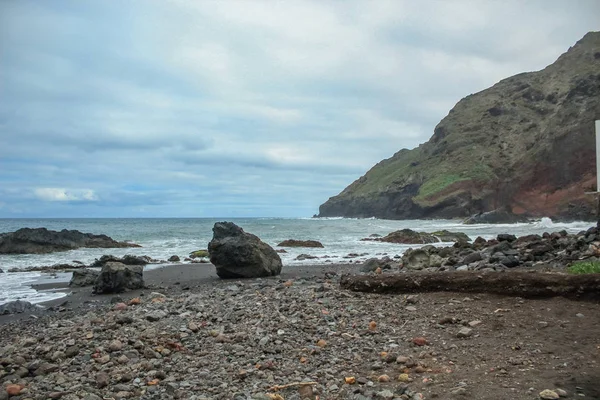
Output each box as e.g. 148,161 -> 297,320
400,226 -> 599,271
363,229 -> 470,244
0,228 -> 140,254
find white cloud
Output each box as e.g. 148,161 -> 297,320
34,188 -> 98,202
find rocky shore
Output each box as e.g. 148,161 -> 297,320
1,223 -> 600,399
1,263 -> 599,400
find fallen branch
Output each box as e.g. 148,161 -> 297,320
268,381 -> 318,391
340,271 -> 600,300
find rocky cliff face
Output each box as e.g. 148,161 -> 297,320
319,32 -> 600,221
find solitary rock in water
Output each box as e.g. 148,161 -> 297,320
93,262 -> 144,294
464,209 -> 530,224
277,239 -> 324,248
208,222 -> 282,279
0,227 -> 141,254
364,229 -> 469,244
0,300 -> 40,315
70,268 -> 100,287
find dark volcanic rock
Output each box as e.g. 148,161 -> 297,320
89,254 -> 151,268
0,300 -> 40,315
361,257 -> 398,272
464,210 -> 530,224
277,239 -> 324,248
168,255 -> 181,262
364,229 -> 469,244
0,228 -> 141,254
208,222 -> 282,279
92,262 -> 144,294
69,268 -> 100,287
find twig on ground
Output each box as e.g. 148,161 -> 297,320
269,381 -> 318,391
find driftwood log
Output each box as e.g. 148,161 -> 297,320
340,272 -> 600,300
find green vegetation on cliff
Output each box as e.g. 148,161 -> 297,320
319,32 -> 600,220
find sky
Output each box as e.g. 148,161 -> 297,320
0,1 -> 598,218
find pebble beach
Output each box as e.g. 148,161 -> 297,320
1,262 -> 599,400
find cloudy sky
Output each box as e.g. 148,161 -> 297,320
0,1 -> 598,218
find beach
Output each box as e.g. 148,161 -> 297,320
1,261 -> 599,400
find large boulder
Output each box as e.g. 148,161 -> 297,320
69,268 -> 100,287
0,228 -> 141,254
92,262 -> 144,294
277,239 -> 324,248
464,210 -> 530,224
0,300 -> 40,315
208,222 -> 282,279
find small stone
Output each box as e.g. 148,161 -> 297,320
97,372 -> 110,388
316,339 -> 327,348
113,302 -> 128,311
414,365 -> 426,373
575,313 -> 584,318
396,356 -> 410,364
259,336 -> 269,346
412,337 -> 428,346
452,387 -> 467,395
188,322 -> 199,332
555,389 -> 567,397
406,295 -> 418,304
468,320 -> 482,327
377,374 -> 390,382
96,354 -> 110,364
405,306 -> 417,312
456,327 -> 473,338
146,310 -> 167,322
298,384 -> 314,398
539,389 -> 560,399
398,374 -> 410,382
109,340 -> 123,352
376,389 -> 394,399
6,385 -> 22,396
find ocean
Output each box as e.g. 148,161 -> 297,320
0,217 -> 594,306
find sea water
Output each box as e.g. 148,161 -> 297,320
0,217 -> 593,305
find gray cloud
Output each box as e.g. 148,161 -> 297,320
0,0 -> 598,217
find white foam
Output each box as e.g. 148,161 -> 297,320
0,272 -> 67,306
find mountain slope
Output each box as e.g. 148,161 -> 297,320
319,32 -> 600,220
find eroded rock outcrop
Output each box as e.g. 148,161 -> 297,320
319,32 -> 600,221
0,300 -> 40,315
0,228 -> 140,254
362,229 -> 470,244
277,239 -> 324,248
69,269 -> 101,287
208,222 -> 282,279
92,262 -> 144,294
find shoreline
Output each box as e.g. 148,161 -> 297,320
0,262 -> 363,326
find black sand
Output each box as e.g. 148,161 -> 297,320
0,262 -> 362,326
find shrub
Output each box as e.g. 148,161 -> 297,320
567,260 -> 600,274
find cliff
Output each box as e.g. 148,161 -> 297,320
319,32 -> 600,221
